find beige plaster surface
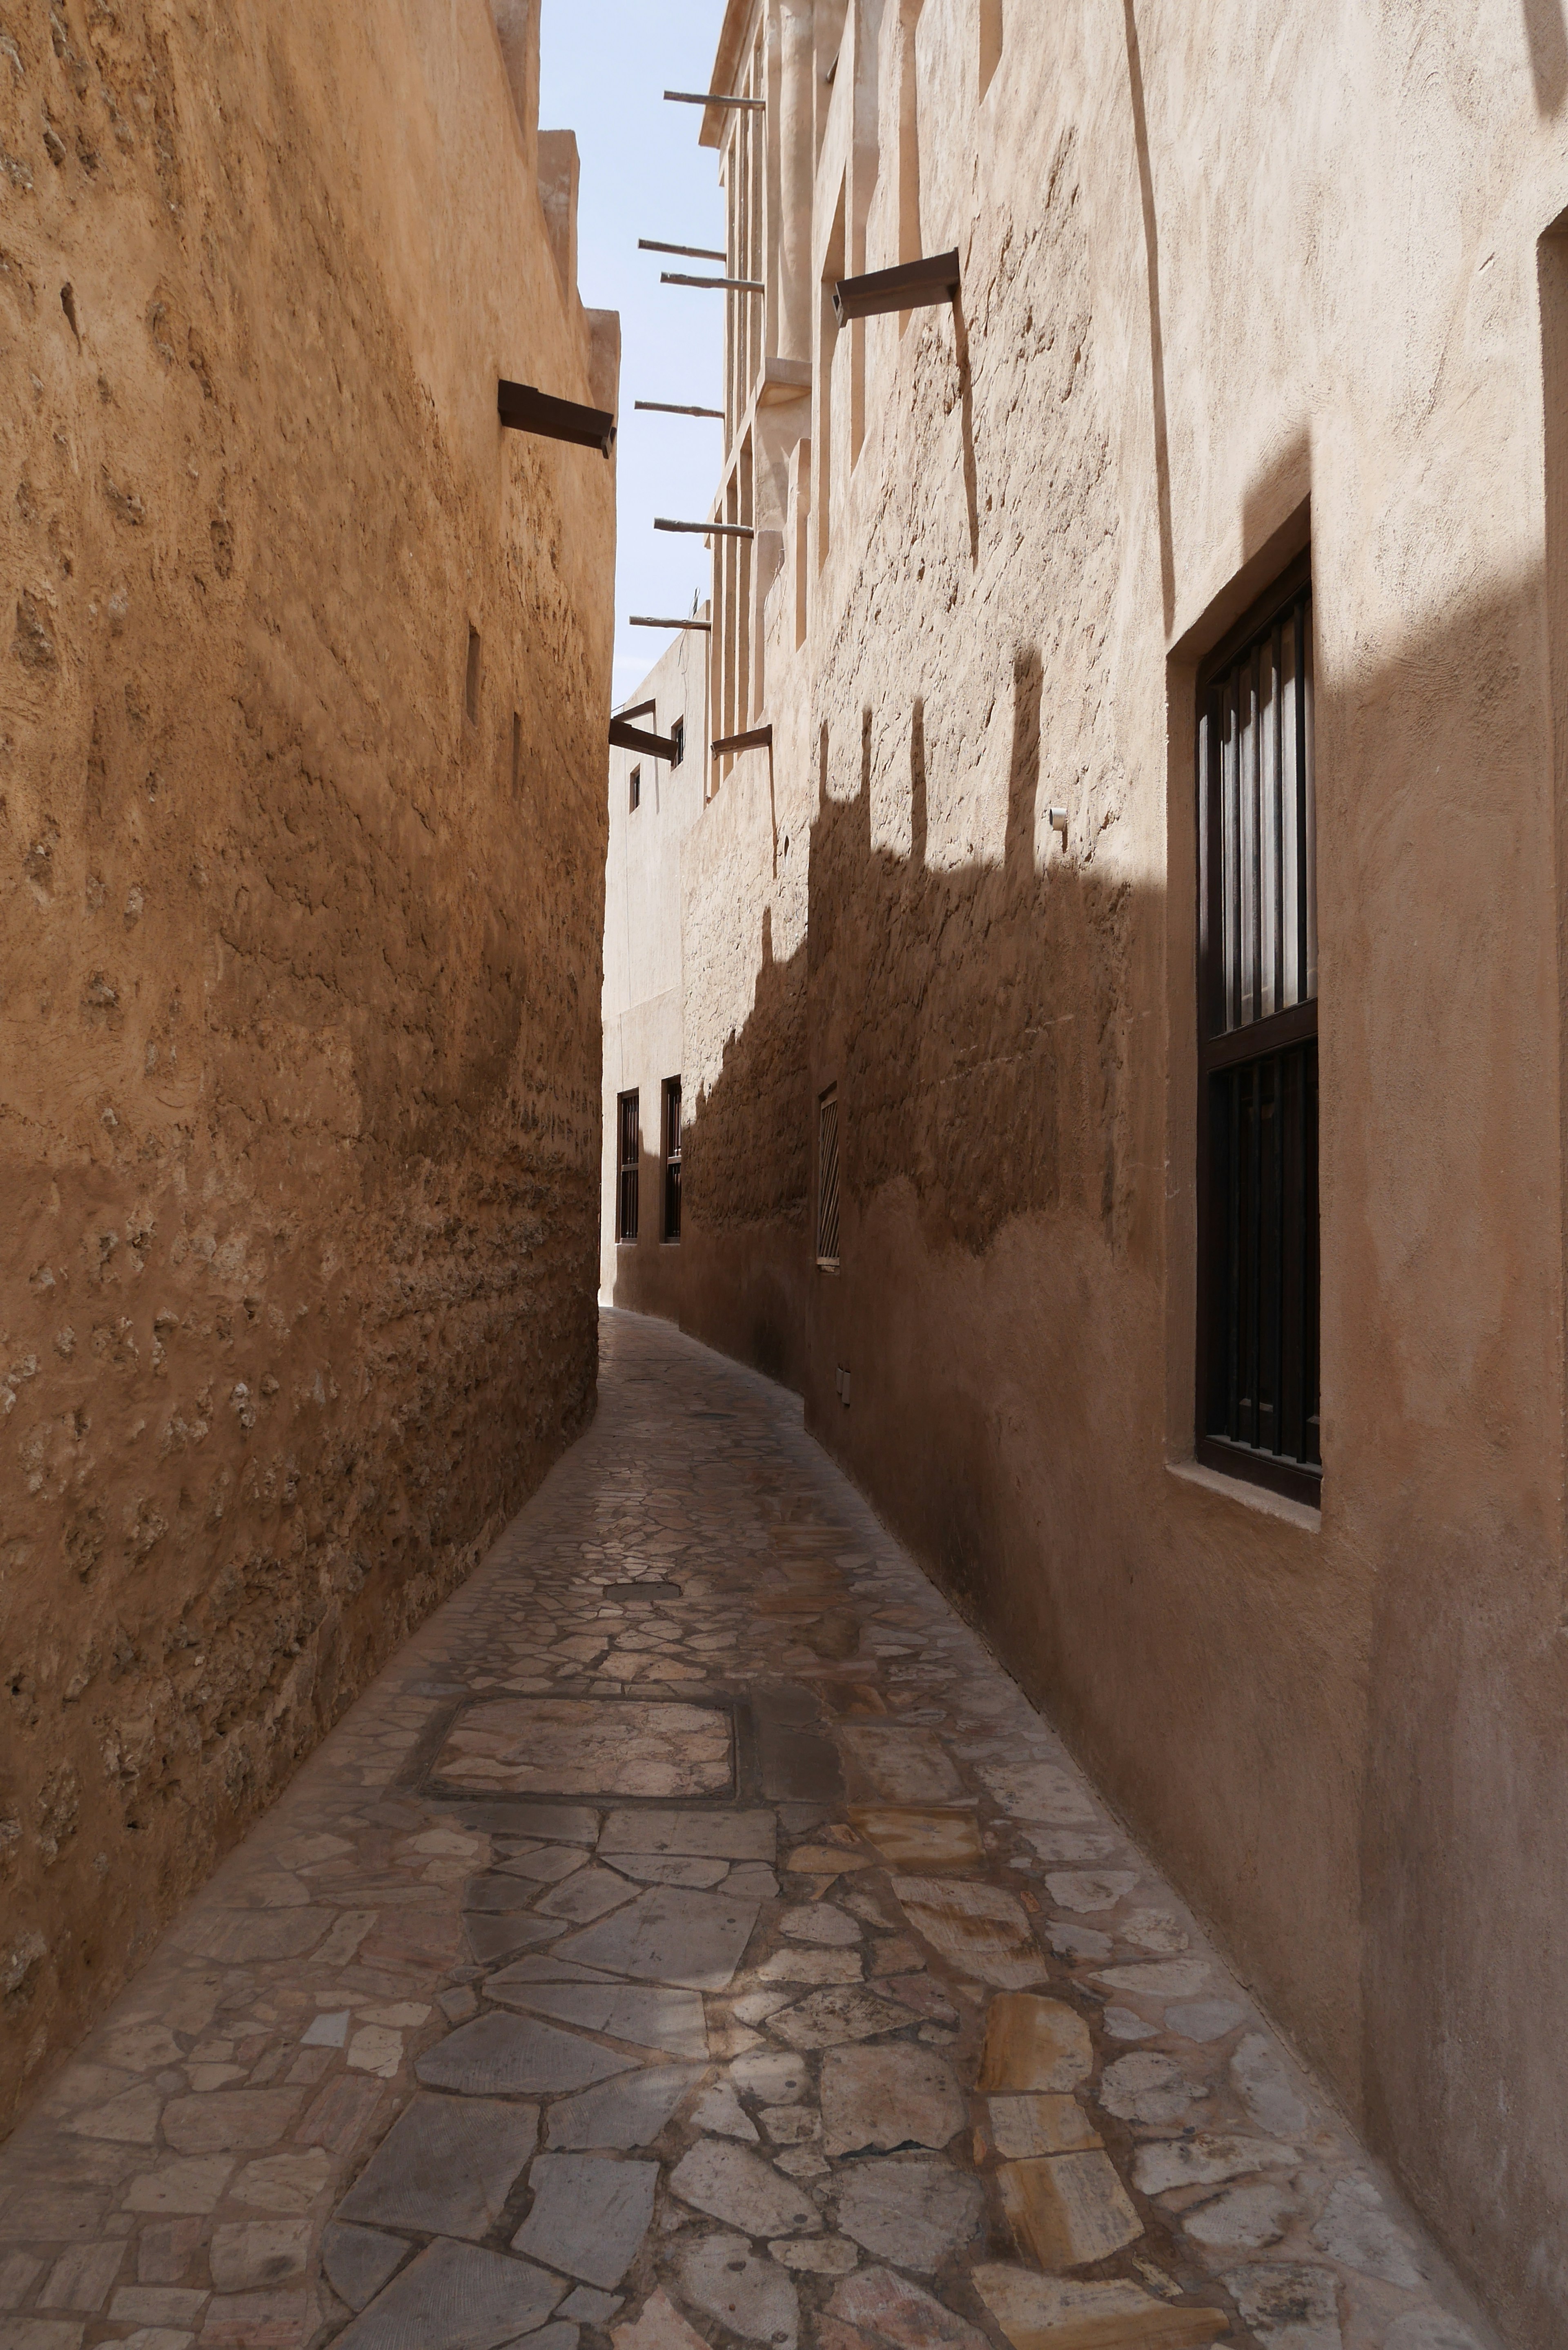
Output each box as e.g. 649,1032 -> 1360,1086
1,0 -> 615,2124
614,2 -> 1568,2341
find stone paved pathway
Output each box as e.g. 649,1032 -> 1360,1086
0,1313 -> 1495,2350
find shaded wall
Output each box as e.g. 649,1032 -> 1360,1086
0,0 -> 615,2120
664,0 -> 1568,2339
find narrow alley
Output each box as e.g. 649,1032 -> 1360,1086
0,1316 -> 1484,2350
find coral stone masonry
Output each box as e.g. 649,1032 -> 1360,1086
0,0 -> 617,2122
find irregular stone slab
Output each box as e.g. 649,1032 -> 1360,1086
553,1886 -> 760,1991
512,2155 -> 657,2288
689,2080 -> 759,2142
1132,2135 -> 1296,2196
1091,1961 -> 1211,2000
321,2224 -> 410,2313
1230,2035 -> 1311,2137
334,2237 -> 562,2350
846,1809 -> 984,1873
987,2096 -> 1101,2158
561,2286 -> 624,2324
1044,1872 -> 1139,1913
1183,2183 -> 1294,2251
821,2045 -> 964,2156
36,2242 -> 123,2312
1119,1908 -> 1189,1955
486,1982 -> 707,2059
1104,2007 -> 1160,2043
462,1876 -> 541,1913
770,2237 -> 859,2276
975,1997 -> 1091,2094
726,1865 -> 782,1902
784,1847 -> 873,1878
489,1804 -> 599,1845
1047,1923 -> 1114,1964
1165,2000 -> 1245,2043
675,2231 -> 800,2348
1098,2054 -> 1196,2128
828,2263 -> 989,2350
162,2093 -> 302,2155
434,1701 -> 733,1799
997,2153 -> 1143,2269
838,1729 -> 964,1804
494,1956 -> 621,1985
779,1905 -> 860,1948
546,2065 -> 706,2151
975,1762 -> 1098,1826
335,2094 -> 537,2239
466,1913 -> 568,1967
60,2085 -> 161,2145
758,1950 -> 861,1986
232,2150 -> 335,2213
766,1987 -> 912,2052
604,1855 -> 729,1889
175,1910 -> 334,1964
734,1992 -> 793,2026
599,1811 -> 775,1862
1384,2319 -> 1485,2350
534,1869 -> 643,1925
416,2014 -> 635,2098
209,2219 -> 310,2291
612,2287 -> 709,2350
668,2139 -> 822,2237
1308,2174 -> 1423,2288
971,2263 -> 1226,2350
1222,2265 -> 1342,2350
195,2286 -> 319,2348
730,2052 -> 809,2105
891,1879 -> 1045,1990
499,1849 -> 590,1885
835,2158 -> 982,2271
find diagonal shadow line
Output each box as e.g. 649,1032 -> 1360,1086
1122,0 -> 1176,635
1524,0 -> 1568,114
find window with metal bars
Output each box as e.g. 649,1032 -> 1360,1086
817,1088 -> 840,1269
1196,555 -> 1320,1502
662,1077 -> 682,1242
617,1090 -> 640,1243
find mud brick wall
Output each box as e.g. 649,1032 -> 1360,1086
0,0 -> 614,2120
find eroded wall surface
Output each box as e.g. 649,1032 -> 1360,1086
659,0 -> 1568,2339
0,0 -> 615,2121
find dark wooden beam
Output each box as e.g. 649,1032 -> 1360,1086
656,517 -> 755,541
618,699 -> 656,722
832,249 -> 961,326
498,379 -> 616,456
630,617 -> 713,631
712,724 -> 773,756
639,239 -> 726,262
610,717 -> 677,759
661,272 -> 765,293
635,401 -> 725,419
665,90 -> 765,110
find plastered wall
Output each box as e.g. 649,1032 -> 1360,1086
647,0 -> 1568,2338
0,0 -> 615,2122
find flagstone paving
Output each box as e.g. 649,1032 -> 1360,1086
0,1311 -> 1497,2350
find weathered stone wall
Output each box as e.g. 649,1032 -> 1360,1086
637,0 -> 1568,2339
0,0 -> 615,2123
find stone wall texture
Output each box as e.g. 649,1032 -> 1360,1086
0,0 -> 615,2123
609,1 -> 1568,2341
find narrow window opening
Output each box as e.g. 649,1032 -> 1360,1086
511,711 -> 522,795
1196,555 -> 1319,1504
980,0 -> 1004,97
464,626 -> 481,725
629,764 -> 641,812
617,1090 -> 640,1242
817,1085 -> 841,1269
662,1076 -> 683,1242
670,717 -> 686,769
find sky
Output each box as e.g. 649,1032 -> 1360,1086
539,0 -> 730,712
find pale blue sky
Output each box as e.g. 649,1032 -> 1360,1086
539,0 -> 730,709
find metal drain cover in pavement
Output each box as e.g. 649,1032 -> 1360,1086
428,1697 -> 735,1800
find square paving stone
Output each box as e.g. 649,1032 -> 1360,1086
971,2263 -> 1226,2350
986,2096 -> 1101,2159
433,1702 -> 733,1799
975,1998 -> 1093,2095
820,2045 -> 965,2156
599,1811 -> 775,1862
334,2236 -> 563,2350
511,2154 -> 657,2286
997,2152 -> 1143,2270
334,2094 -> 538,2239
552,1887 -> 761,1991
846,1809 -> 985,1873
485,1982 -> 708,2059
416,2014 -> 636,2099
546,2065 -> 706,2151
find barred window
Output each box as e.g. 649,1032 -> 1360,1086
617,1090 -> 640,1243
1196,555 -> 1320,1501
817,1087 -> 840,1270
662,1077 -> 682,1242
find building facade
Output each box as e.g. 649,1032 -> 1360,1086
0,0 -> 615,2120
613,1 -> 1568,2339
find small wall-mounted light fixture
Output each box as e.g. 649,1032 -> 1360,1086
1047,807 -> 1069,843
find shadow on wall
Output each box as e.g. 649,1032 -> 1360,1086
1523,0 -> 1568,112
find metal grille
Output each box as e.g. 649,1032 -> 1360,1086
663,1077 -> 682,1242
1197,563 -> 1320,1498
817,1090 -> 840,1267
617,1090 -> 639,1243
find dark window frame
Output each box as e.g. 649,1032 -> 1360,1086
629,764 -> 641,812
1194,552 -> 1321,1506
670,717 -> 686,769
662,1076 -> 682,1243
816,1085 -> 841,1270
617,1089 -> 640,1243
